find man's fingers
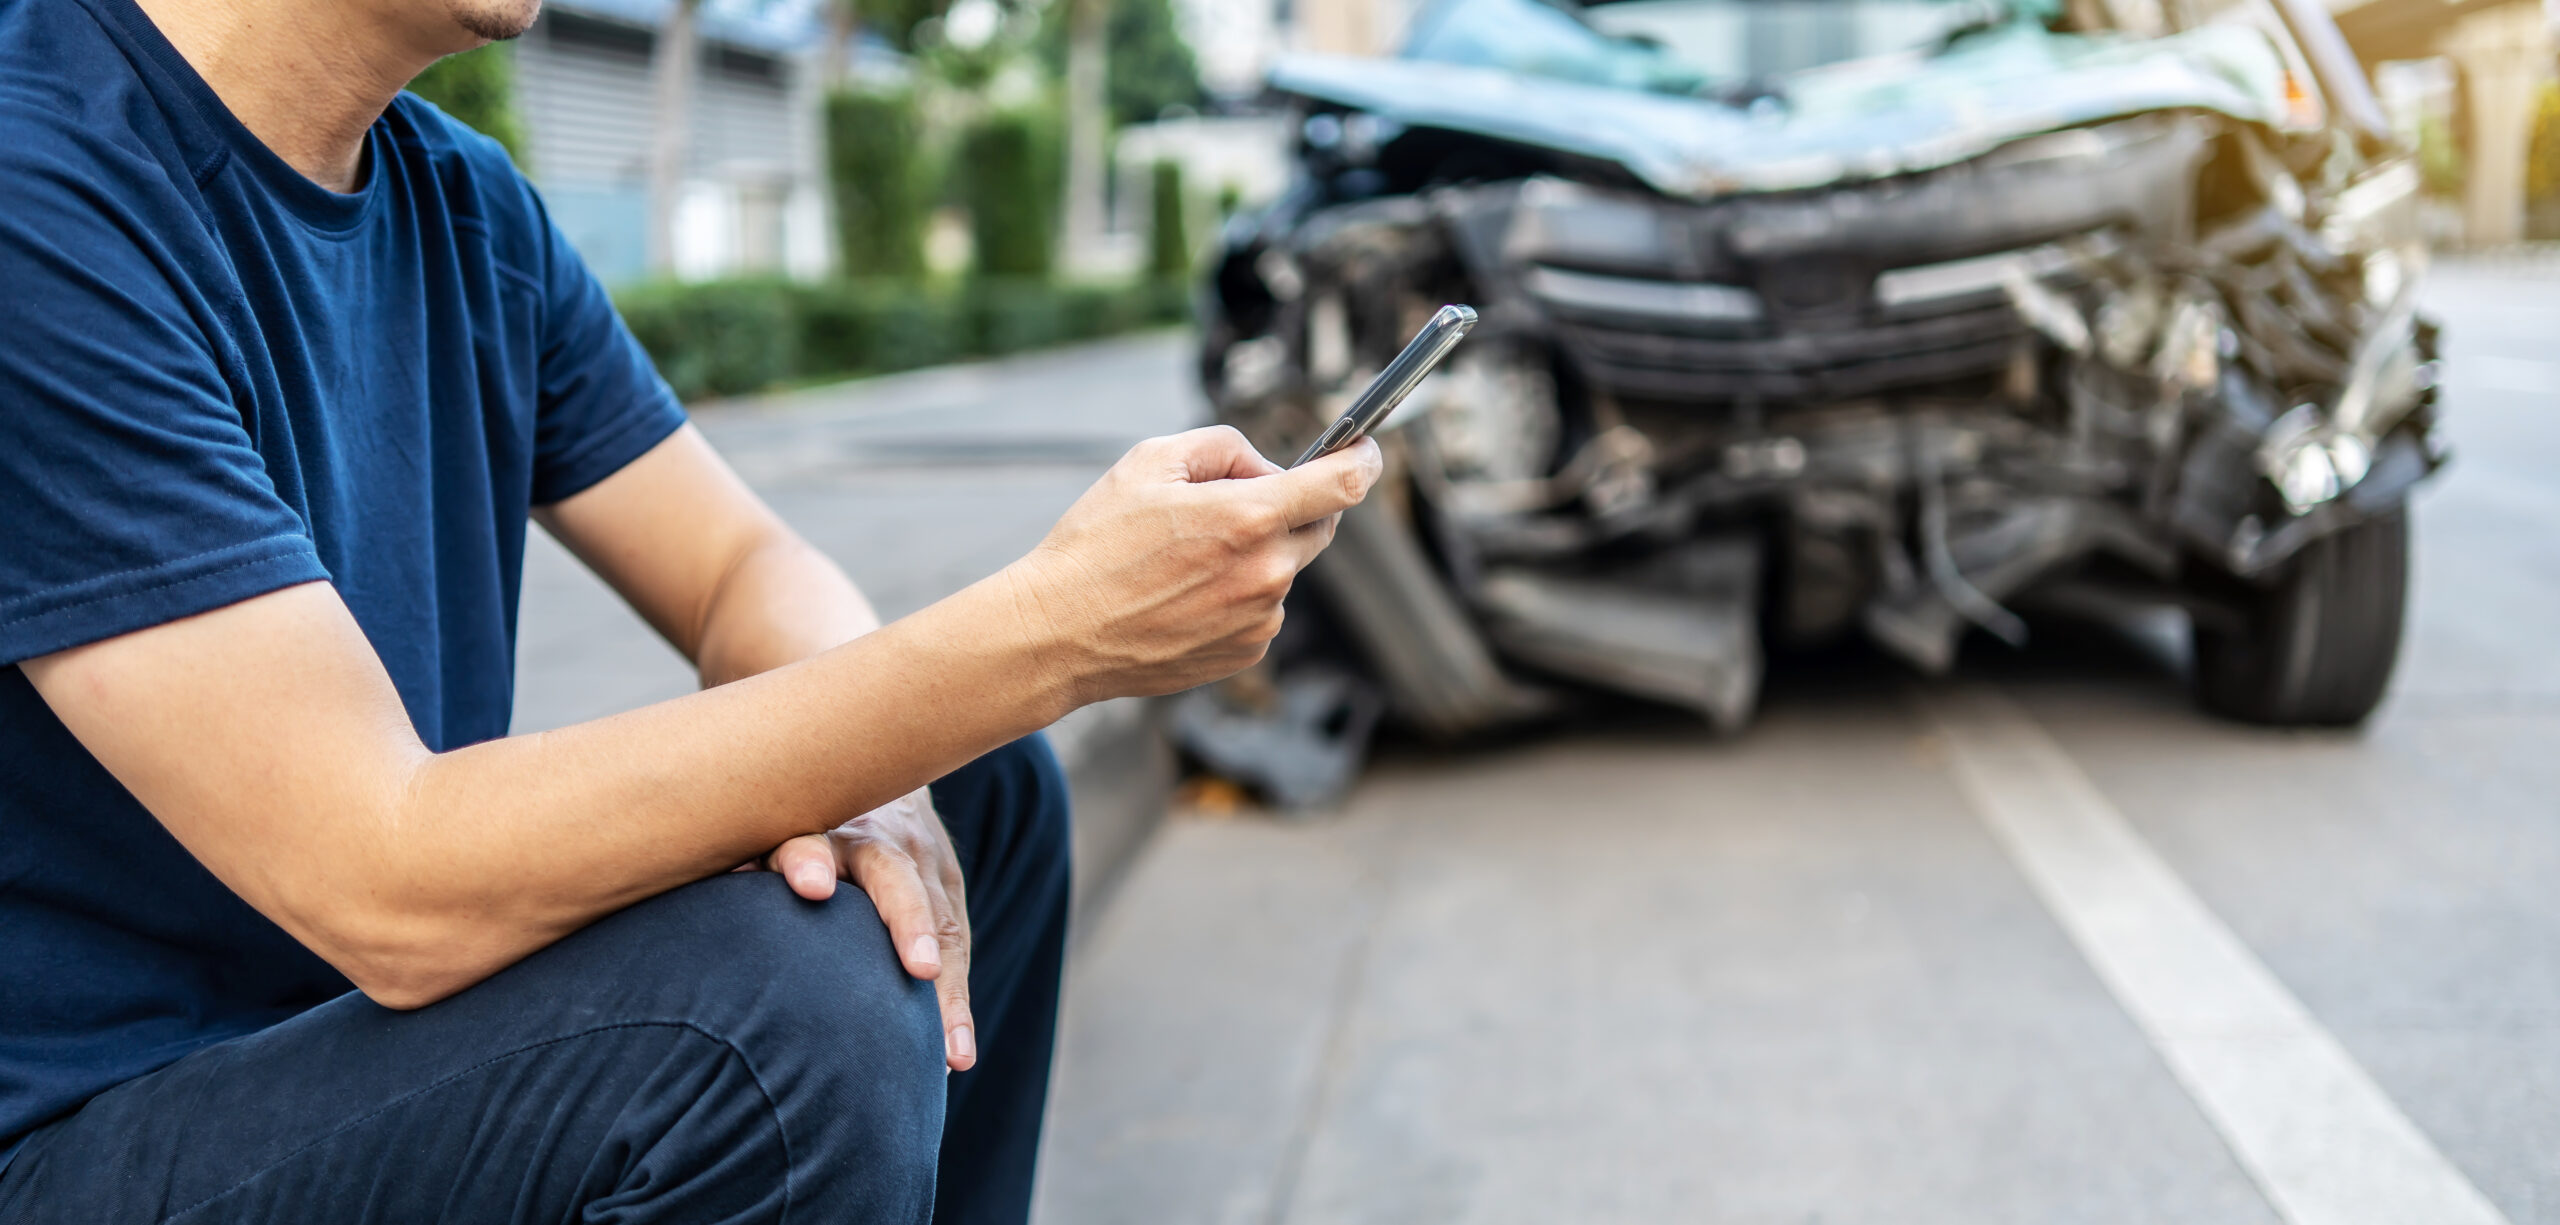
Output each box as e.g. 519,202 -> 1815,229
767,834 -> 837,901
1287,510 -> 1342,569
848,843 -> 944,981
1152,425 -> 1283,484
1256,437 -> 1382,529
925,876 -> 976,1072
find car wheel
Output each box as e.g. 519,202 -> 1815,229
2192,506 -> 2410,727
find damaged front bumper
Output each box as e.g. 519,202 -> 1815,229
1194,96 -> 2442,802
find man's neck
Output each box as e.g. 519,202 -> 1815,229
134,0 -> 478,193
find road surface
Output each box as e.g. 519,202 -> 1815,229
1030,258 -> 2560,1225
507,260 -> 2560,1225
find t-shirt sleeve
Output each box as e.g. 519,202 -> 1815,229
0,134 -> 330,665
526,194 -> 687,505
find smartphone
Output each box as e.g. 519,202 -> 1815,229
1290,304 -> 1478,468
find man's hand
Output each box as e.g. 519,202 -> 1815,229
1004,425 -> 1383,704
726,425 -> 1375,1074
754,789 -> 975,1071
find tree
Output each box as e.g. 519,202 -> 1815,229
1105,0 -> 1201,127
821,0 -> 859,86
2528,82 -> 2559,211
1058,0 -> 1109,272
820,0 -> 952,85
1037,0 -> 1202,125
408,43 -> 529,163
647,0 -> 703,276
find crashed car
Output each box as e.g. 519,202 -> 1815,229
1180,0 -> 2443,804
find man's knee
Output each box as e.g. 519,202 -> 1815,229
616,871 -> 944,1060
548,874 -> 948,1183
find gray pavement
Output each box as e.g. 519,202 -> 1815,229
1031,260 -> 2560,1225
507,267 -> 2560,1225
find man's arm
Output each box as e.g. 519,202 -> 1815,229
25,426 -> 1378,1012
535,425 -> 976,1066
532,426 -> 884,690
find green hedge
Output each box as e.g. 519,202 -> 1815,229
2530,81 -> 2560,240
615,279 -> 800,402
825,89 -> 930,278
1148,159 -> 1190,280
617,278 -> 1190,401
958,109 -> 1059,279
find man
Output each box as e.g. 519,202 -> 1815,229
0,0 -> 1382,1220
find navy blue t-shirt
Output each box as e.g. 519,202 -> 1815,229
0,0 -> 688,1161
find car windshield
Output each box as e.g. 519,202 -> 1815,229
1402,0 -> 2039,93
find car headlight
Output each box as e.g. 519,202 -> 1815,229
1504,177 -> 1694,274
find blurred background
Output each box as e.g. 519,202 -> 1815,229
406,0 -> 2556,309
462,0 -> 2560,1220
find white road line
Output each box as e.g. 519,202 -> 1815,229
1919,686 -> 2510,1225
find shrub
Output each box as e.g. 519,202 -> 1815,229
958,109 -> 1059,279
1106,0 -> 1205,126
2529,81 -> 2560,232
408,44 -> 529,164
793,281 -> 885,376
2417,111 -> 2464,201
616,277 -> 1189,401
615,279 -> 798,401
1035,0 -> 1206,127
1148,159 -> 1190,280
967,279 -> 1070,353
614,276 -> 1192,401
1140,277 -> 1191,327
1055,282 -> 1141,340
859,287 -> 970,373
826,89 -> 931,278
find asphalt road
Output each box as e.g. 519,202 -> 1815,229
1030,258 -> 2560,1225
508,261 -> 2560,1225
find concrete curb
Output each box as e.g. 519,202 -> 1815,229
1045,697 -> 1175,930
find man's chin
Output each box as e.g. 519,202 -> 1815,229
453,0 -> 540,42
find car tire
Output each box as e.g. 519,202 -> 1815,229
2192,506 -> 2410,727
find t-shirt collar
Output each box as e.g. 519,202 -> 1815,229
82,0 -> 387,234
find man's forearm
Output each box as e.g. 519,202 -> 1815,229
380,566 -> 1072,1002
30,569 -> 1074,1010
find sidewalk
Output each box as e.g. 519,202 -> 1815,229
511,331 -> 1203,912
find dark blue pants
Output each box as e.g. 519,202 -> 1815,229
0,736 -> 1071,1225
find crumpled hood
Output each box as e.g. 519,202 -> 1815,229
1268,22 -> 2288,198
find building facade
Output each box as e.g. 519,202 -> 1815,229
514,0 -> 831,285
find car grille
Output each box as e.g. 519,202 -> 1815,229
1556,304 -> 2024,401
1529,246 -> 2074,403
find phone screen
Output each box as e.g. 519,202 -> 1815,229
1290,304 -> 1478,468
